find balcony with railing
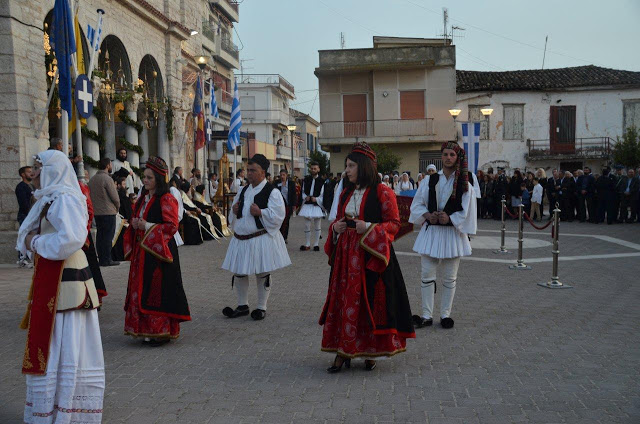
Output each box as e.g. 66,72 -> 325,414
209,0 -> 239,22
201,20 -> 216,44
276,145 -> 292,160
238,74 -> 295,97
242,109 -> 291,126
215,89 -> 233,113
526,137 -> 612,160
320,118 -> 434,139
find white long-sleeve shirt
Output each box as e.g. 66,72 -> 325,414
409,171 -> 477,236
228,179 -> 286,236
31,195 -> 88,261
532,183 -> 543,204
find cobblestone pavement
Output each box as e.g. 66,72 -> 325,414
1,217 -> 639,423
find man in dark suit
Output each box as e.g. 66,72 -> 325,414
560,171 -> 576,221
276,169 -> 297,242
614,167 -> 629,223
322,174 -> 336,217
582,167 -> 597,223
619,168 -> 639,223
596,167 -> 617,224
547,169 -> 559,219
575,170 -> 586,222
493,168 -> 508,220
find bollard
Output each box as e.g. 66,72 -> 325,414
509,204 -> 531,270
538,203 -> 573,289
493,195 -> 509,254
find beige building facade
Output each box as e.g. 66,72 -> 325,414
0,0 -> 241,260
315,37 -> 457,176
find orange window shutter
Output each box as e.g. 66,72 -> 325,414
400,91 -> 425,119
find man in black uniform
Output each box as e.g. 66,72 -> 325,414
546,169 -> 558,219
275,169 -> 297,242
582,167 -> 597,223
493,168 -> 508,220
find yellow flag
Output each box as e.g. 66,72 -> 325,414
69,12 -> 86,140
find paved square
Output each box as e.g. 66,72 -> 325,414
1,218 -> 639,423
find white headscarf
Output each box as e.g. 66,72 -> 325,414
426,164 -> 437,173
16,150 -> 87,255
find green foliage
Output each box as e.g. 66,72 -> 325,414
118,136 -> 144,156
92,105 -> 104,122
371,144 -> 401,175
118,109 -> 143,134
308,150 -> 330,175
131,165 -> 144,178
82,154 -> 100,169
81,127 -> 105,149
613,126 -> 640,168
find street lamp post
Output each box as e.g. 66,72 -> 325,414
287,124 -> 296,176
196,55 -> 209,181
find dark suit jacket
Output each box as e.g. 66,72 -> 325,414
582,174 -> 596,196
276,180 -> 297,208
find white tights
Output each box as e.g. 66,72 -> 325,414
304,218 -> 322,247
233,273 -> 272,310
420,255 -> 460,319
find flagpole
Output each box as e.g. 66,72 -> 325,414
86,9 -> 104,77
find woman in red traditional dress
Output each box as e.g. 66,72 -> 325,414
320,142 -> 415,372
123,156 -> 191,346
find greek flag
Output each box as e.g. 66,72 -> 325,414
87,20 -> 101,52
209,78 -> 219,118
462,122 -> 481,174
227,80 -> 241,151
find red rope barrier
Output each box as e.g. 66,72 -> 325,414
502,205 -> 518,219
523,212 -> 553,231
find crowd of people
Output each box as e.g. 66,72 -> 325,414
12,134 -> 638,422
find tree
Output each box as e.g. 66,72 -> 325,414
371,144 -> 401,175
613,126 -> 640,168
308,150 -> 330,176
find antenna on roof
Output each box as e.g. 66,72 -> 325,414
451,26 -> 465,45
542,35 -> 548,70
340,32 -> 345,49
442,8 -> 448,45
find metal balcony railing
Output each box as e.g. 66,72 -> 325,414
320,118 -> 434,138
221,37 -> 239,61
527,137 -> 612,159
238,74 -> 294,95
202,20 -> 216,43
221,89 -> 232,105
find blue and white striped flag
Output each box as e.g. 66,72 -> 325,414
462,122 -> 481,174
209,78 -> 219,119
87,20 -> 101,52
227,80 -> 242,151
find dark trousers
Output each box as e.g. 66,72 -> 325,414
280,206 -> 292,240
620,194 -> 638,222
596,194 -> 616,224
547,194 -> 556,216
577,194 -> 586,221
586,196 -> 596,222
94,214 -> 116,265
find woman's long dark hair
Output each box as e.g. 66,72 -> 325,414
344,152 -> 380,190
141,168 -> 169,198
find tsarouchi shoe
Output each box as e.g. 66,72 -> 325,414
222,305 -> 250,318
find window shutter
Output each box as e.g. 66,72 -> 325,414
400,91 -> 425,119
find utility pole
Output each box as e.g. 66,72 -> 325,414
542,36 -> 548,70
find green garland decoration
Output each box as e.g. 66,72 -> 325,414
83,154 -> 100,169
118,136 -> 144,156
118,109 -> 143,134
166,98 -> 174,141
81,127 -> 106,149
92,105 -> 104,122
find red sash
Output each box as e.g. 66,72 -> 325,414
21,255 -> 65,375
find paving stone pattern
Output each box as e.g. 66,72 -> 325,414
1,218 -> 639,423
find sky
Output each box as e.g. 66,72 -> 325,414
235,0 -> 640,121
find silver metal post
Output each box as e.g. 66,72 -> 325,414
494,195 -> 509,254
509,204 -> 531,270
539,203 -> 572,289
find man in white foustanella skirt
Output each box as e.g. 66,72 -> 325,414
409,142 -> 477,330
221,154 -> 291,320
298,161 -> 326,251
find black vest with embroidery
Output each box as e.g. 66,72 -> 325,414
237,182 -> 276,230
303,175 -> 325,204
427,174 -> 474,222
340,184 -> 382,223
